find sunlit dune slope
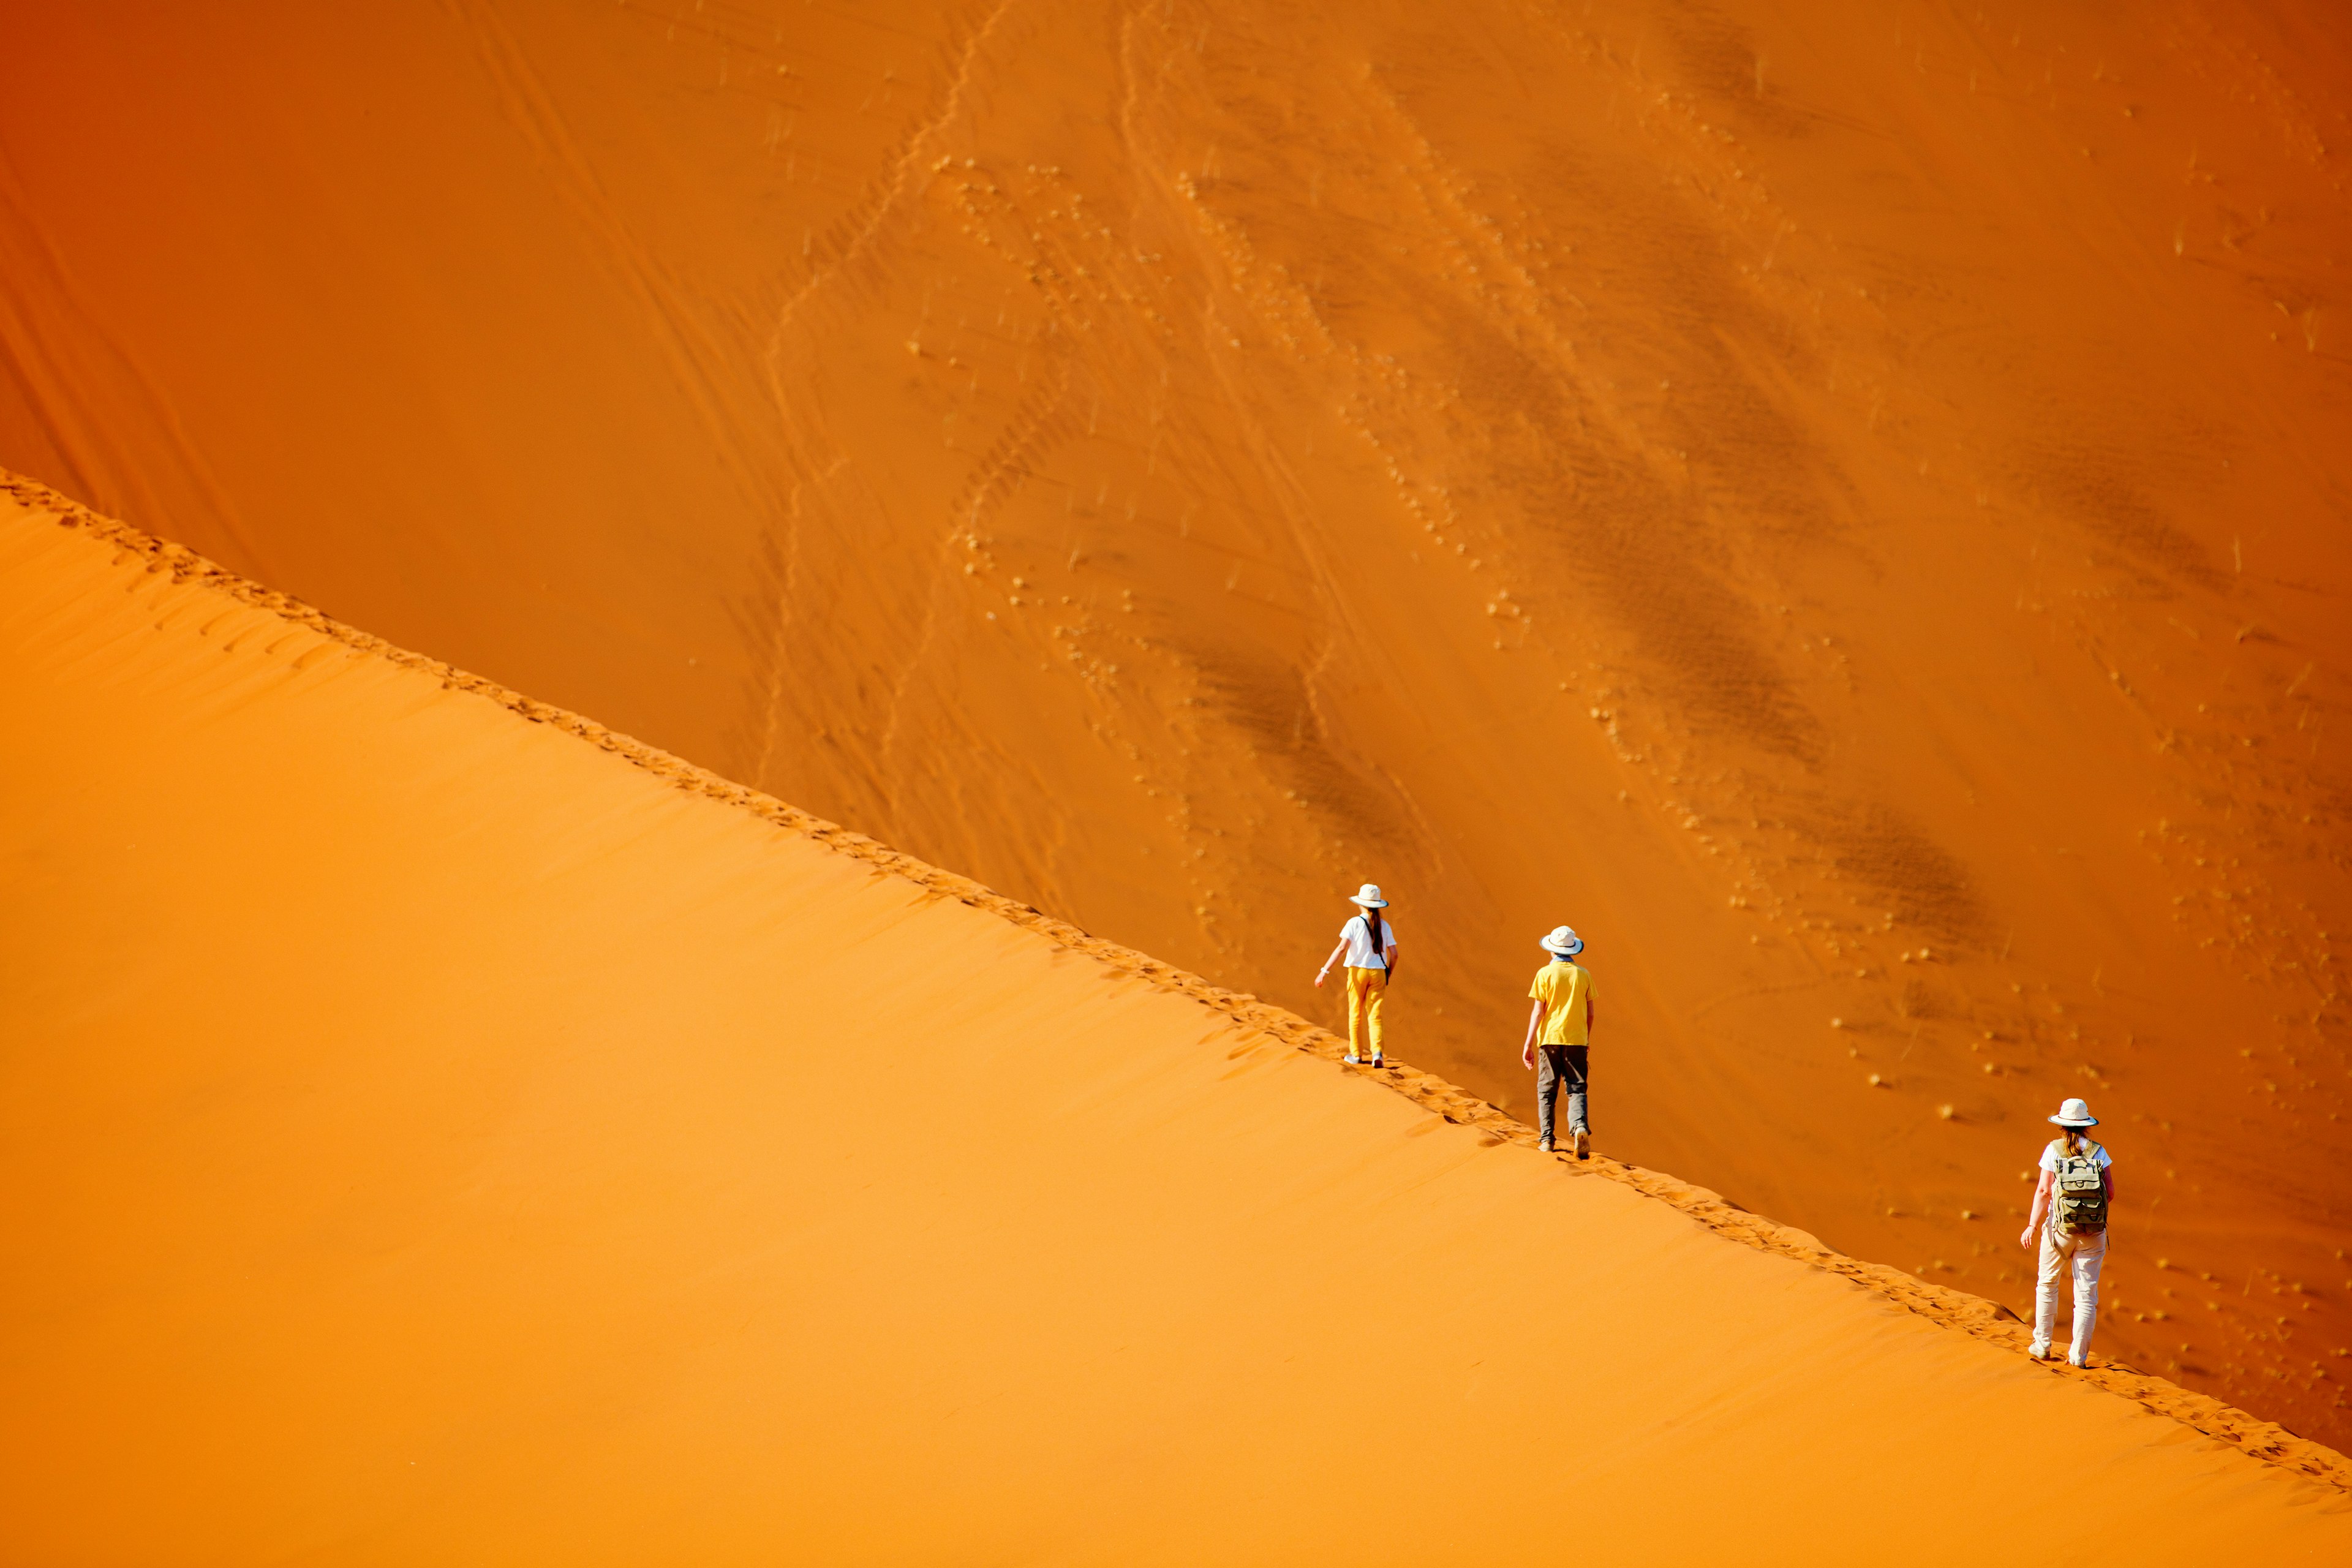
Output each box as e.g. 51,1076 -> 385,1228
6,484 -> 2351,1562
4,1 -> 2350,1439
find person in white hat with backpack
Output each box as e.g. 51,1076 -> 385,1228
1313,883 -> 1398,1067
2019,1098 -> 2117,1366
1522,925 -> 1595,1158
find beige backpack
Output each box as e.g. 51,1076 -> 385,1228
2051,1139 -> 2109,1236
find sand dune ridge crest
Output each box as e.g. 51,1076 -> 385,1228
10,466 -> 2346,1499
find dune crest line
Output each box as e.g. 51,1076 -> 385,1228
12,465 -> 2346,1494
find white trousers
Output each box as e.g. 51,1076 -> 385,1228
2034,1224 -> 2108,1363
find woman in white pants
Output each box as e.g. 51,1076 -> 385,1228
2019,1097 -> 2116,1366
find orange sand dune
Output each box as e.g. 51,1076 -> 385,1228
6,483 -> 2351,1561
3,1 -> 2349,1444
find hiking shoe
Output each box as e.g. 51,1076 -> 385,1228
1573,1129 -> 1591,1161
2067,1354 -> 2090,1368
2027,1340 -> 2052,1360
1539,1136 -> 1554,1153
1343,1054 -> 1362,1065
1369,1055 -> 1386,1069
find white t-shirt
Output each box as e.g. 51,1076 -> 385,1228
2040,1139 -> 2113,1175
1338,911 -> 1397,969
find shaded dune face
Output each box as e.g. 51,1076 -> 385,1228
4,0 -> 2349,1441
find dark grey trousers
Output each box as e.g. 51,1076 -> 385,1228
1537,1045 -> 1589,1143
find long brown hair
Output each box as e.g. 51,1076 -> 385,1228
2058,1126 -> 2089,1158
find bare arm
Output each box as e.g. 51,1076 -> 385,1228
1313,940 -> 1348,987
2019,1169 -> 2054,1247
1521,999 -> 1547,1068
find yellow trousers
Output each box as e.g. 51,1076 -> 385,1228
1345,966 -> 1387,1058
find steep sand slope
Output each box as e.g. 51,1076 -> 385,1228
6,489 -> 2351,1562
4,1 -> 2349,1440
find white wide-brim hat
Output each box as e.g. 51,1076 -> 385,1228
1540,924 -> 1583,956
2048,1098 -> 2098,1128
1350,883 -> 1389,908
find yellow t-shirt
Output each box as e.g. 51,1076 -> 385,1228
1528,960 -> 1593,1046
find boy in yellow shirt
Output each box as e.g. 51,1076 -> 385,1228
1521,925 -> 1594,1158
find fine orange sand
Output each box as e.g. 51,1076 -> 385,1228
6,483 -> 2350,1561
4,0 -> 2350,1449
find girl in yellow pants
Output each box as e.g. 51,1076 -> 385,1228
1313,883 -> 1398,1066
1344,965 -> 1388,1061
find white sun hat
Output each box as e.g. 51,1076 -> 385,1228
1539,924 -> 1583,955
2047,1098 -> 2099,1128
1349,883 -> 1389,908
